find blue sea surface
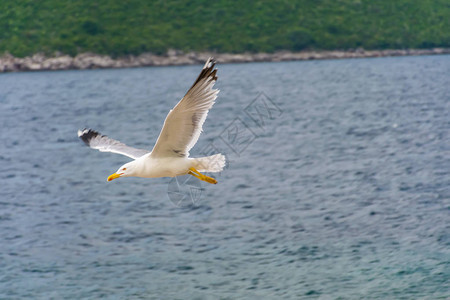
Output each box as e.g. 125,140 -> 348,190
0,55 -> 449,299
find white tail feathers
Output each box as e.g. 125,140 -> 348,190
194,154 -> 226,172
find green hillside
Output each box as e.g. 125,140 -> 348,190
1,0 -> 449,57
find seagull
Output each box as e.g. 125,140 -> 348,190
78,58 -> 225,184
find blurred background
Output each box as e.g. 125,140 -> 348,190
0,1 -> 449,299
1,0 -> 449,56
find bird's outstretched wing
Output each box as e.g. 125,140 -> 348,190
150,58 -> 219,158
78,129 -> 150,159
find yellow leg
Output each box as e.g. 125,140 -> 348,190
188,167 -> 217,184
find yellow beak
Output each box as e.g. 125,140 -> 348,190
107,173 -> 121,182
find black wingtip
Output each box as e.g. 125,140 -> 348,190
190,57 -> 218,89
78,128 -> 100,146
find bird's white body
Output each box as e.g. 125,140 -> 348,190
131,154 -> 193,178
78,58 -> 225,184
122,153 -> 225,178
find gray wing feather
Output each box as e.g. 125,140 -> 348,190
78,129 -> 149,159
150,57 -> 219,158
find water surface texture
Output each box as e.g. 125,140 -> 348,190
1,56 -> 449,299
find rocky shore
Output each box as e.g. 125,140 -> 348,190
1,48 -> 449,72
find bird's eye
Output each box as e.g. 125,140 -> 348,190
123,168 -> 127,171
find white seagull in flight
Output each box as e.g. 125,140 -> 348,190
78,58 -> 225,184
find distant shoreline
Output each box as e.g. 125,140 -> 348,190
1,48 -> 449,72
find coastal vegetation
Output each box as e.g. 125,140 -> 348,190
1,0 -> 449,57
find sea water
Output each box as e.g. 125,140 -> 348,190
0,55 -> 448,299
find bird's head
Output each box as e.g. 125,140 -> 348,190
107,162 -> 135,181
